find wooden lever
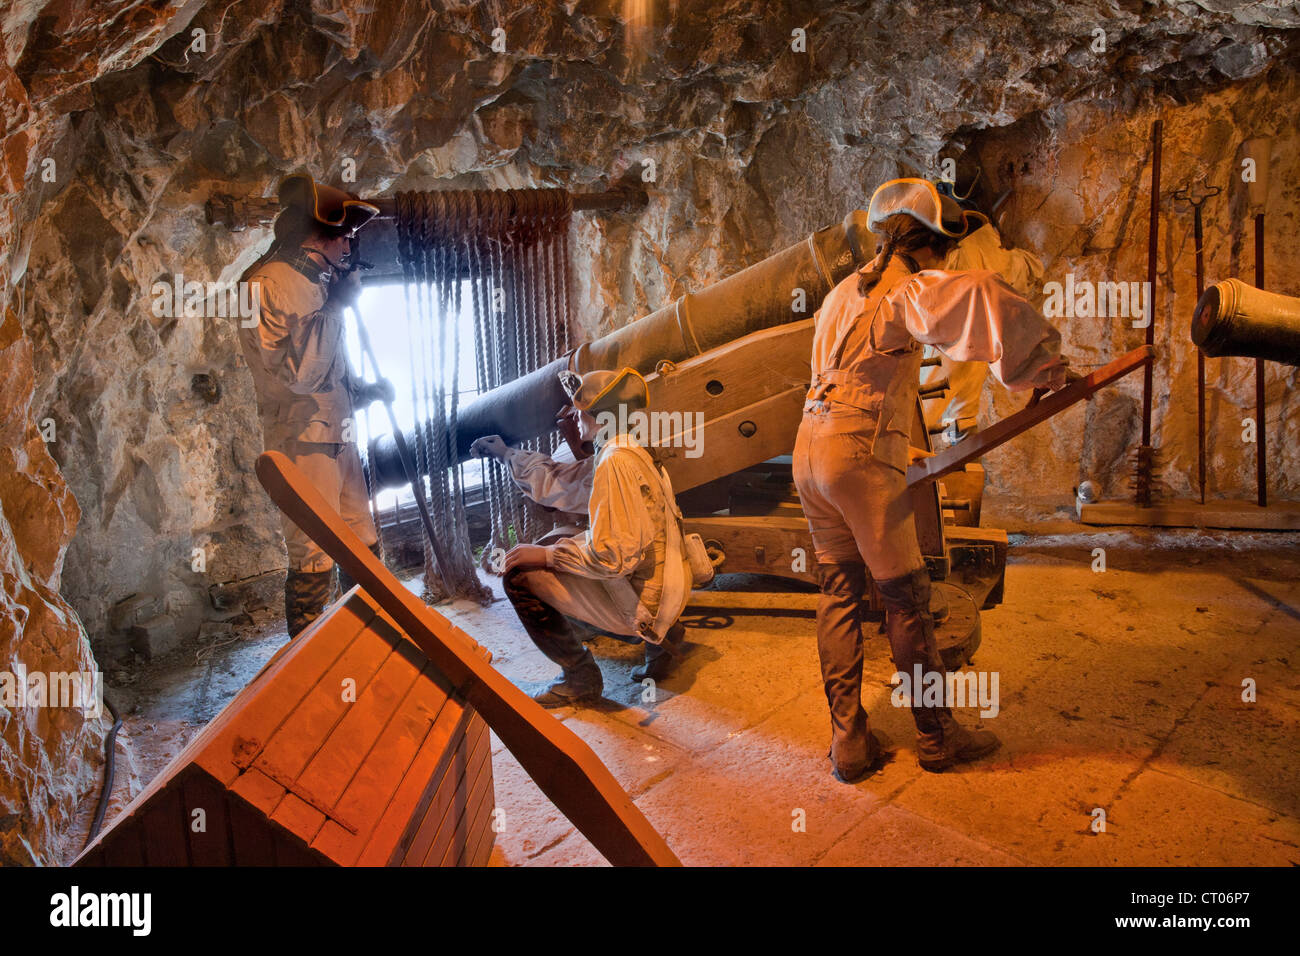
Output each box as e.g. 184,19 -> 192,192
919,377 -> 950,398
256,450 -> 681,867
907,346 -> 1154,487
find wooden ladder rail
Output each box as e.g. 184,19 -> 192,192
256,451 -> 681,867
907,346 -> 1154,487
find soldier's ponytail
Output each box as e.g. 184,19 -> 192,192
857,213 -> 958,296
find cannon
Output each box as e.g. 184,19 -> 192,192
370,209 -> 1007,668
1192,278 -> 1300,368
370,210 -> 876,467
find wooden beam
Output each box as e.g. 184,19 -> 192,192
907,346 -> 1154,487
206,186 -> 647,231
1079,498 -> 1300,530
255,451 -> 681,867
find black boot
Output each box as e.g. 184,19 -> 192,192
874,567 -> 999,772
503,567 -> 602,707
631,622 -> 687,682
285,568 -> 335,638
814,561 -> 882,781
338,541 -> 385,596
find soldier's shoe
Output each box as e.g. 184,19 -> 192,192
917,714 -> 1000,772
831,730 -> 887,783
532,660 -> 604,708
631,623 -> 687,682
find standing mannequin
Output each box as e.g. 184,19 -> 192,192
794,178 -> 1076,781
921,211 -> 1046,444
238,174 -> 394,637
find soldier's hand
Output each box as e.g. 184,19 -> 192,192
907,444 -> 935,466
353,378 -> 395,406
470,435 -> 510,460
502,544 -> 549,574
1048,364 -> 1083,392
330,267 -> 363,307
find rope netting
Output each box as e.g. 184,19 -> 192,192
394,188 -> 573,603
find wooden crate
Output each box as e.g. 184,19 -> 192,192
76,588 -> 495,867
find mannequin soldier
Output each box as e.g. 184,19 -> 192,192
794,178 -> 1077,781
921,181 -> 1047,445
238,174 -> 395,638
472,368 -> 693,705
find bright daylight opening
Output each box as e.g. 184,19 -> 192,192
344,281 -> 489,510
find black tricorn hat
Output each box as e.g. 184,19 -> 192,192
277,173 -> 379,236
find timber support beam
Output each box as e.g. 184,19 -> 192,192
907,346 -> 1155,488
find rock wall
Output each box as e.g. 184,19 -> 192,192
967,67 -> 1300,504
0,0 -> 209,865
0,305 -> 105,866
2,0 -> 1299,861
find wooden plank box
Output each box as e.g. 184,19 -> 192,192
76,588 -> 495,867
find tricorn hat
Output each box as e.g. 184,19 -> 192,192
867,177 -> 973,239
560,367 -> 649,418
935,179 -> 990,231
277,173 -> 379,236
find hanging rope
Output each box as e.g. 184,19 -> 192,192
393,187 -> 573,602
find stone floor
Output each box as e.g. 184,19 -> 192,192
72,521 -> 1300,867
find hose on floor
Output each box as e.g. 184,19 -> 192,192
83,693 -> 122,849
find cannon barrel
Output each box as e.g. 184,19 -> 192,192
1192,278 -> 1300,366
369,210 -> 874,489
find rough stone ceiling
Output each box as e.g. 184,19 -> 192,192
5,2 -> 1296,387
7,2 -> 1300,209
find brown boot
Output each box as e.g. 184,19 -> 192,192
814,561 -> 880,780
631,622 -> 687,682
831,730 -> 886,783
875,568 -> 999,771
917,713 -> 1001,772
285,568 -> 335,638
503,567 -> 603,706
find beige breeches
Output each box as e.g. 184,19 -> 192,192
268,435 -> 378,572
793,404 -> 924,582
516,568 -> 643,638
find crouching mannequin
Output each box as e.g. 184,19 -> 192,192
472,368 -> 693,707
238,173 -> 395,638
795,178 -> 1076,780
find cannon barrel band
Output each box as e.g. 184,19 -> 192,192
1191,277 -> 1300,367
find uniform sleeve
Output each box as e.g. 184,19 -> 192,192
248,275 -> 291,380
254,276 -> 344,394
901,269 -> 1068,391
945,225 -> 1044,298
548,451 -> 655,578
507,450 -> 596,514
